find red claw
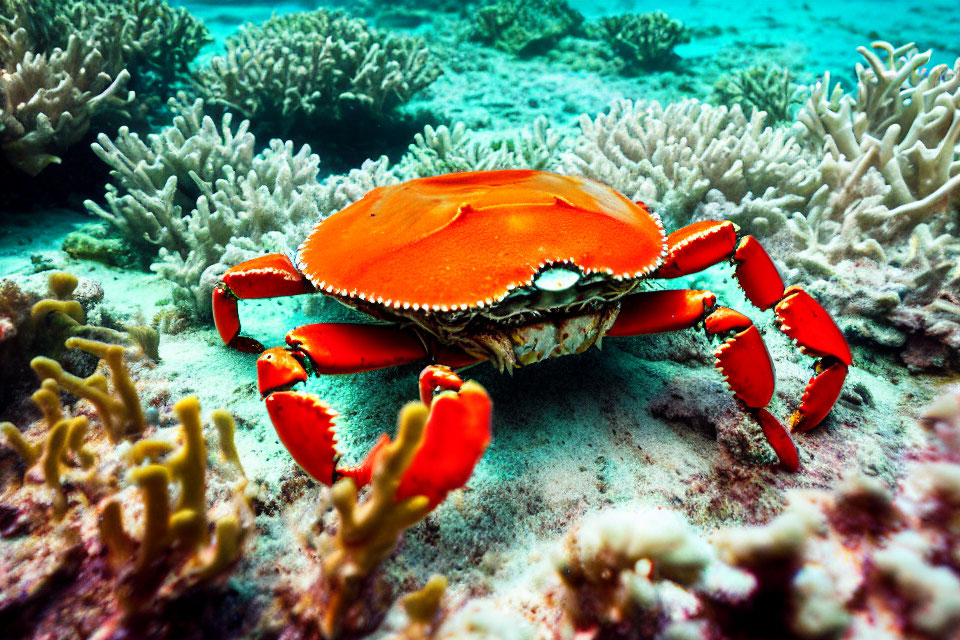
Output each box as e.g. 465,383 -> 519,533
792,361 -> 848,432
752,408 -> 799,471
338,433 -> 390,487
418,365 -> 463,405
396,381 -> 493,508
265,391 -> 339,485
775,287 -> 852,366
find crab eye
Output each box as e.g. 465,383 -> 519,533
533,267 -> 580,292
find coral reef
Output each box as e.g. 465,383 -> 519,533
713,63 -> 803,124
548,387 -> 960,638
563,98 -> 821,227
196,9 -> 439,143
591,10 -> 690,73
468,0 -> 584,57
0,0 -> 209,176
0,338 -> 251,638
56,0 -> 211,100
0,24 -> 132,175
787,42 -> 960,366
85,98 -> 400,318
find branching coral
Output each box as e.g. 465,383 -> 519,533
785,42 -> 960,365
564,98 -> 821,227
85,98 -> 400,318
592,10 -> 690,73
0,338 -> 251,638
713,63 -> 803,124
397,116 -> 565,177
0,25 -> 132,175
196,9 -> 438,137
800,41 -> 960,220
56,0 -> 211,98
468,0 -> 583,57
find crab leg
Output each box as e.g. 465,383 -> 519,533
608,289 -> 799,470
653,220 -> 852,431
212,253 -> 316,352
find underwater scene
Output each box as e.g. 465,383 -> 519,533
2,0 -> 960,638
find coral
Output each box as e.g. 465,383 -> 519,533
713,63 -> 803,124
591,10 -> 690,73
56,0 -> 211,99
785,42 -> 960,364
196,9 -> 438,138
800,41 -> 960,219
278,375 -> 491,639
62,223 -> 142,269
0,338 -> 251,638
0,272 -> 157,410
0,24 -> 132,175
85,98 -> 400,318
397,116 -> 565,177
564,98 -> 821,226
545,388 -> 960,639
468,0 -> 583,57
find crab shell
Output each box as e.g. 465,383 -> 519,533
297,170 -> 669,368
299,170 -> 667,312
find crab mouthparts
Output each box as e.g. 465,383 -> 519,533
533,267 -> 581,292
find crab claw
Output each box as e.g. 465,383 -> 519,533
338,433 -> 390,487
775,287 -> 852,432
396,380 -> 492,508
752,408 -> 799,471
418,364 -> 464,405
265,391 -> 339,485
792,361 -> 848,432
707,309 -> 775,410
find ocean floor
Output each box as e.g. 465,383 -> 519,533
2,0 -> 960,637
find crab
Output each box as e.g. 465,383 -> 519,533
213,169 -> 851,479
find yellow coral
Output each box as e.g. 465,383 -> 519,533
320,402 -> 434,638
31,337 -> 145,441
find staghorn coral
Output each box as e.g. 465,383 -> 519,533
0,338 -> 252,639
85,98 -> 400,318
800,41 -> 960,220
196,9 -> 438,140
591,10 -> 690,73
713,63 -> 803,124
563,98 -> 821,227
0,24 -> 132,175
468,0 -> 583,57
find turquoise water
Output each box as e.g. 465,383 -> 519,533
1,1 -> 959,638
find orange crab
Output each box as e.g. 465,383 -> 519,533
213,170 -> 851,478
